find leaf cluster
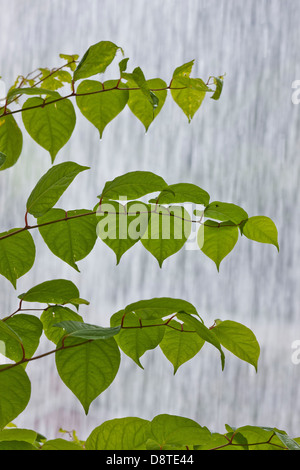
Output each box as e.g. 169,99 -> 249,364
0,415 -> 299,450
0,281 -> 261,422
0,163 -> 279,288
0,41 -> 224,170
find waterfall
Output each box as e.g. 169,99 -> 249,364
0,0 -> 299,440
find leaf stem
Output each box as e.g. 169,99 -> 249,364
0,337 -> 90,373
0,77 -> 215,118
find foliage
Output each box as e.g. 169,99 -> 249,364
0,285 -> 260,420
0,40 -> 223,170
1,415 -> 299,450
0,163 -> 279,287
0,41 -> 287,451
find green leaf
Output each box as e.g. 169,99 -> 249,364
124,297 -> 199,320
0,320 -> 23,361
4,314 -> 43,363
199,220 -> 239,271
22,96 -> 76,162
242,216 -> 279,251
0,428 -> 37,444
86,417 -> 150,450
176,77 -> 213,93
118,58 -> 129,74
76,80 -> 129,138
0,111 -> 23,170
54,321 -> 121,341
55,336 -> 120,414
194,432 -> 236,450
0,320 -> 22,343
126,78 -> 167,131
146,414 -> 212,449
212,320 -> 260,371
171,83 -> 205,122
69,298 -> 90,307
204,201 -> 248,224
6,87 -> 60,103
149,183 -> 210,206
141,205 -> 191,267
99,171 -> 167,200
0,441 -> 37,450
18,279 -> 80,305
0,229 -> 35,288
26,161 -> 89,218
38,209 -> 98,271
274,431 -> 300,450
171,62 -> 206,122
110,311 -> 165,368
159,320 -> 205,374
41,438 -> 83,450
122,67 -> 159,108
172,60 -> 195,78
96,200 -> 150,264
0,365 -> 31,429
38,69 -> 72,91
177,313 -> 225,370
41,305 -> 83,344
74,41 -> 120,81
211,76 -> 224,100
0,152 -> 6,168
231,426 -> 285,450
59,53 -> 79,71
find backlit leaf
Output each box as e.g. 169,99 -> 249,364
242,216 -> 279,251
141,205 -> 191,267
99,171 -> 167,200
18,279 -> 80,305
124,297 -> 199,320
204,201 -> 248,224
171,62 -> 206,122
159,319 -> 205,374
38,208 -> 98,271
22,96 -> 76,162
96,200 -> 150,264
149,183 -> 210,206
199,220 -> 239,270
26,161 -> 89,218
41,305 -> 83,344
0,365 -> 31,429
74,41 -> 120,81
86,417 -> 150,450
177,313 -> 225,370
0,111 -> 23,170
110,311 -> 164,368
0,229 -> 35,288
4,314 -> 43,363
76,80 -> 129,138
146,414 -> 212,449
54,321 -> 121,341
126,78 -> 167,131
212,320 -> 260,370
55,336 -> 120,414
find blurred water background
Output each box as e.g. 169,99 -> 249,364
0,0 -> 299,439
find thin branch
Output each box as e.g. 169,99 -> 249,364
0,207 -> 246,244
0,78 -> 214,118
0,338 -> 91,373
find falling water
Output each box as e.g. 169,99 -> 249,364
0,0 -> 300,440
